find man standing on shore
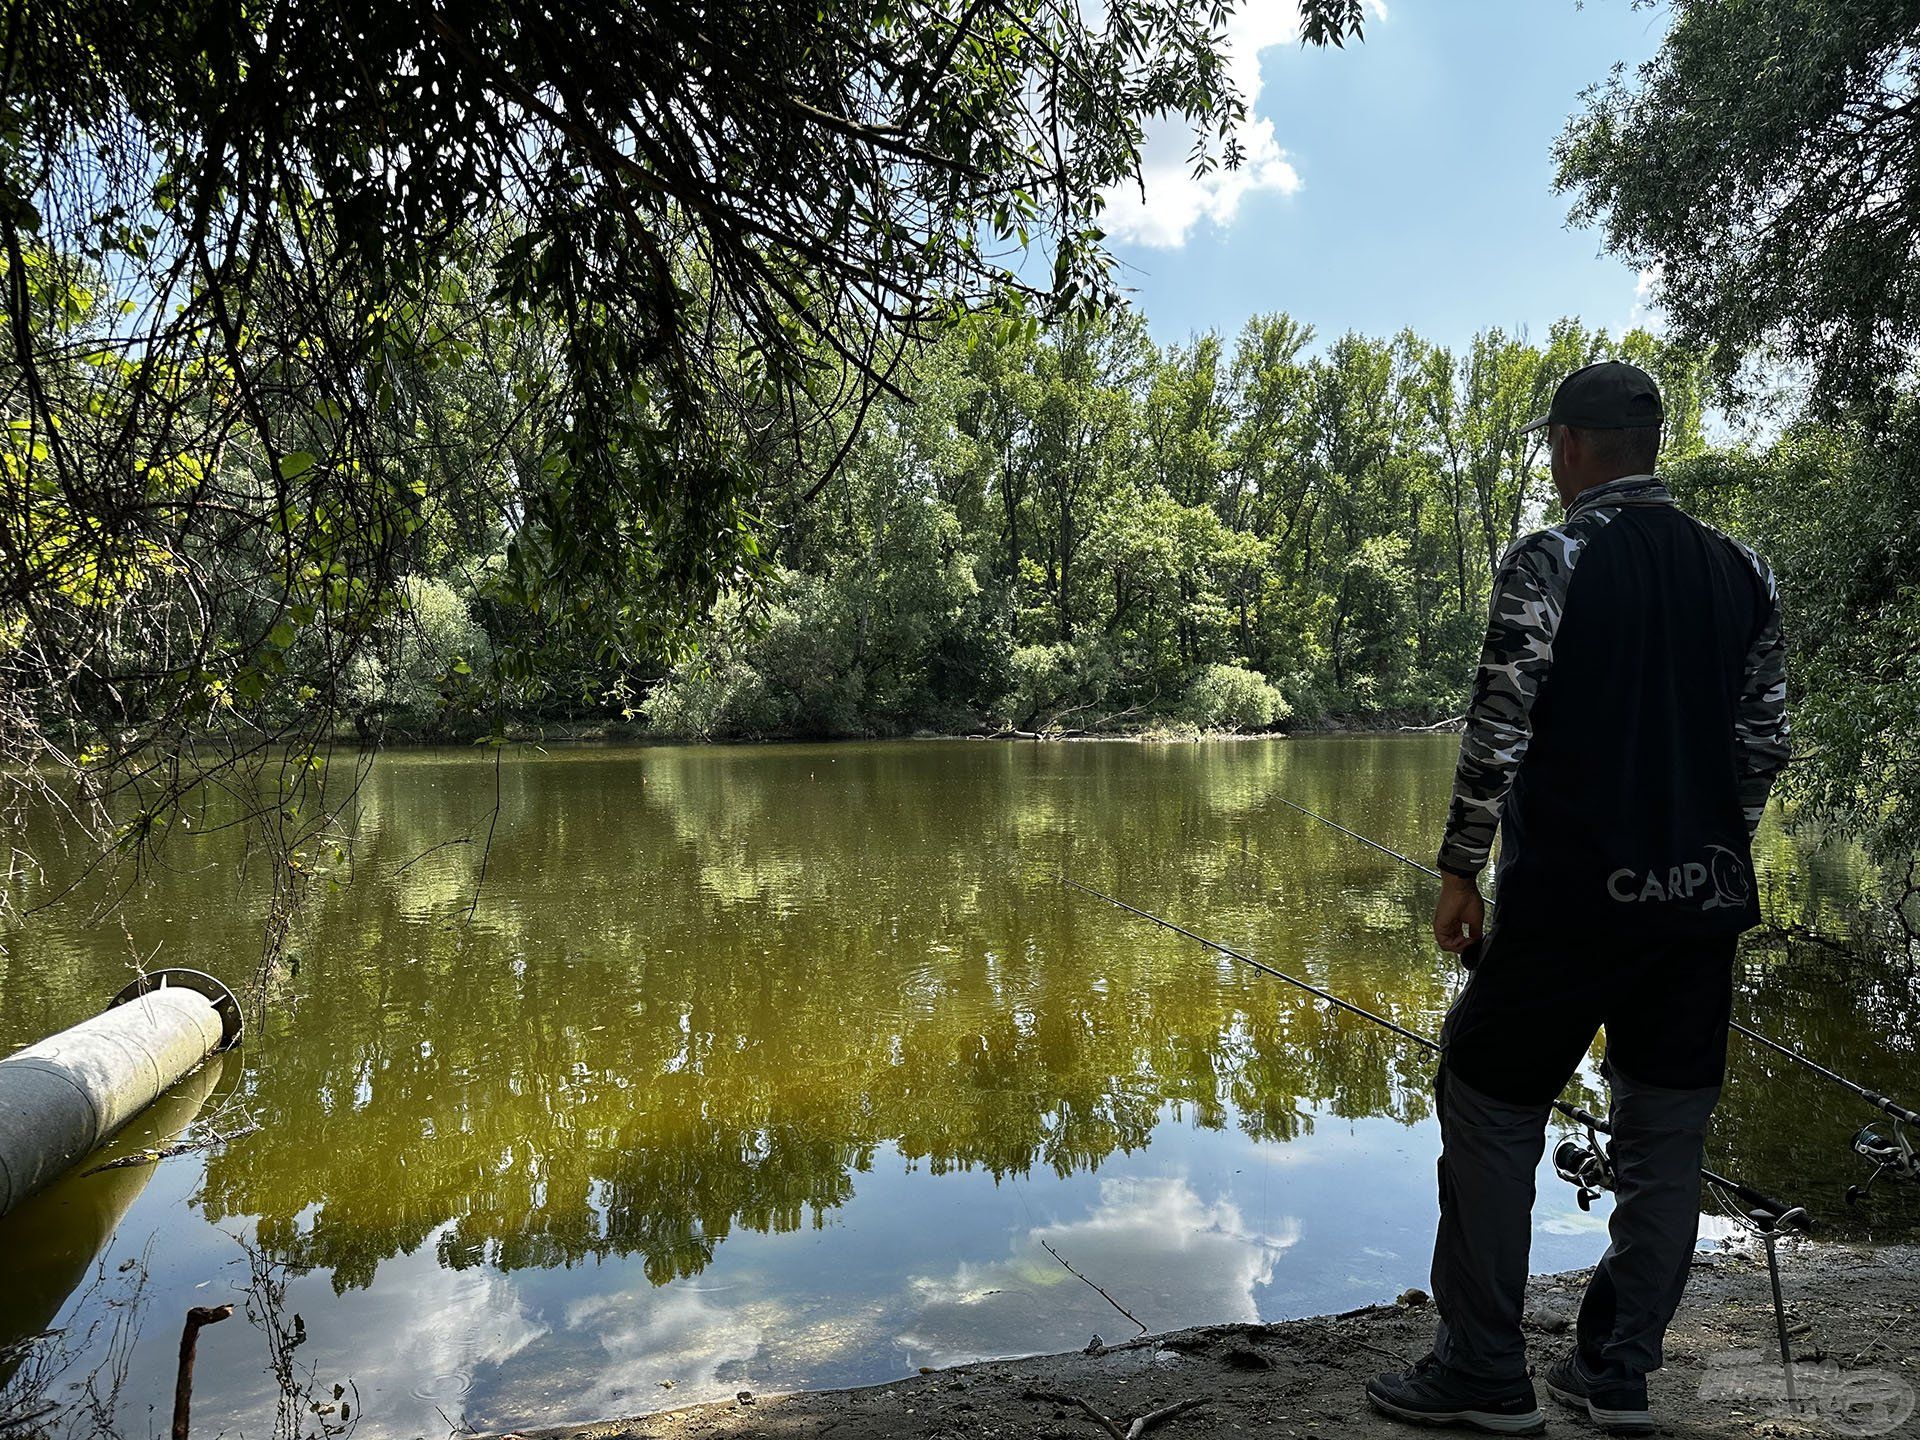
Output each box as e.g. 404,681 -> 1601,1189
1363,361 -> 1791,1435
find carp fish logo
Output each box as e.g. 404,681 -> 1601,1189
1608,845 -> 1750,908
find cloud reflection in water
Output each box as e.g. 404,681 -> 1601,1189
899,1175 -> 1299,1369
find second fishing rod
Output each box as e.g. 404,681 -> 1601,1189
1267,792 -> 1920,1201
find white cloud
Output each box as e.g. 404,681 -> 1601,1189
1540,1206 -> 1611,1238
1096,6 -> 1311,249
1628,264 -> 1664,330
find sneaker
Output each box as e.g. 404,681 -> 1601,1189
1544,1351 -> 1653,1434
1365,1352 -> 1547,1434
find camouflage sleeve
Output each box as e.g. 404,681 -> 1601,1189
1733,550 -> 1790,838
1436,532 -> 1578,878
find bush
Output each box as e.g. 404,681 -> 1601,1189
645,577 -> 863,739
344,576 -> 488,735
1005,640 -> 1114,728
1179,663 -> 1289,732
643,648 -> 765,739
745,576 -> 864,735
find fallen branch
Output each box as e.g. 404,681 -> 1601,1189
172,1303 -> 233,1440
1127,1397 -> 1209,1439
1744,920 -> 1853,956
390,835 -> 474,877
85,1126 -> 261,1176
1092,691 -> 1161,730
1024,1389 -> 1125,1440
1897,860 -> 1920,950
1021,1389 -> 1209,1440
1039,1239 -> 1149,1335
1399,714 -> 1464,732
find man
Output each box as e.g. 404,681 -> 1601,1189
1363,361 -> 1791,1435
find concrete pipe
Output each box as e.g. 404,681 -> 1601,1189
0,969 -> 242,1219
0,1049 -> 230,1384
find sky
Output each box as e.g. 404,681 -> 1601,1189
1088,0 -> 1673,357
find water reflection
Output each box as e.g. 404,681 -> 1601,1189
172,743 -> 1472,1295
560,1286 -> 766,1419
0,738 -> 1911,1438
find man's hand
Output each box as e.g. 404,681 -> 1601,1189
1433,871 -> 1485,955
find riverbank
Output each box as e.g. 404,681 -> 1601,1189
510,1241 -> 1919,1440
359,713 -> 1460,747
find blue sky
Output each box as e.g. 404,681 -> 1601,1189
1096,0 -> 1672,356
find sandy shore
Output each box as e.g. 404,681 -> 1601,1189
506,1241 -> 1919,1440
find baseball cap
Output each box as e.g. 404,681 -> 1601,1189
1518,360 -> 1664,435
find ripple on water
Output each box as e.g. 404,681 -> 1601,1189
410,1370 -> 475,1404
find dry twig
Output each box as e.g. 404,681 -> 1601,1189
84,1126 -> 261,1176
1126,1397 -> 1209,1439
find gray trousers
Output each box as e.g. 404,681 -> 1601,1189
1428,1055 -> 1721,1387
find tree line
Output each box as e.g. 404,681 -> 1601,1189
624,309 -> 1708,739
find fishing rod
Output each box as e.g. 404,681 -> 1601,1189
1057,873 -> 1807,1231
1061,869 -> 1825,1392
1267,793 -> 1920,1203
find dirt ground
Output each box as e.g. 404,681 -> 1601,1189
510,1241 -> 1920,1440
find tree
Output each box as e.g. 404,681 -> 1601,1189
1554,0 -> 1920,409
0,0 -> 1369,927
1022,309 -> 1152,645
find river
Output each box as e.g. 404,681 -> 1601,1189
0,737 -> 1912,1437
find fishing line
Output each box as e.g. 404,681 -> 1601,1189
1053,797 -> 1827,1376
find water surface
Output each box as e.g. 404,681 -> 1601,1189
0,737 -> 1911,1437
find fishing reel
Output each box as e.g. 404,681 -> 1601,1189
1846,1118 -> 1919,1205
1554,1127 -> 1615,1211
